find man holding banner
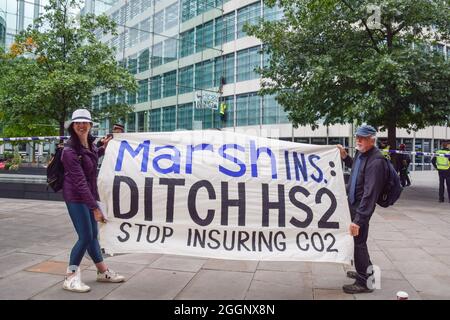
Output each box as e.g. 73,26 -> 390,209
338,125 -> 387,294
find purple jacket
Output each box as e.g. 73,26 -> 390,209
61,140 -> 105,210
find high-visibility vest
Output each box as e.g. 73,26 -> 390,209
382,146 -> 391,160
220,103 -> 227,115
436,149 -> 450,170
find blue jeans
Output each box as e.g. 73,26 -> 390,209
66,202 -> 103,269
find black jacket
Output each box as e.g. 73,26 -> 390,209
343,147 -> 387,226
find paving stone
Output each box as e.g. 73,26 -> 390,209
175,270 -> 253,300
313,289 -> 355,300
393,260 -> 450,276
104,268 -> 195,300
354,279 -> 422,300
0,271 -> 62,300
257,261 -> 312,273
86,261 -> 146,276
382,248 -> 435,262
403,274 -> 450,299
149,255 -> 207,272
26,260 -> 88,275
370,231 -> 408,241
0,252 -> 52,279
103,253 -> 162,265
17,244 -> 67,257
246,276 -> 313,300
202,259 -> 258,273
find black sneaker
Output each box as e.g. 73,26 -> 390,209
439,199 -> 444,203
343,282 -> 374,294
346,271 -> 358,279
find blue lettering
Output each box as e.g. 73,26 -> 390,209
152,145 -> 181,174
185,144 -> 213,174
115,140 -> 150,172
309,154 -> 323,183
218,144 -> 246,177
250,140 -> 277,179
293,152 -> 308,182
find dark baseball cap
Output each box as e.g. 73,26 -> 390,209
355,125 -> 377,137
112,123 -> 125,131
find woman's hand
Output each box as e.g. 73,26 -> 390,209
93,208 -> 107,223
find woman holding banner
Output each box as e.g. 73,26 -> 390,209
61,109 -> 125,293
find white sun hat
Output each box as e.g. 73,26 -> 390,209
64,109 -> 98,129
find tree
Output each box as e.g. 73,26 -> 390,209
0,0 -> 137,140
247,0 -> 450,148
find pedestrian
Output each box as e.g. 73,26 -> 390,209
337,125 -> 387,294
62,109 -> 125,293
398,144 -> 411,187
96,122 -> 125,148
431,141 -> 450,203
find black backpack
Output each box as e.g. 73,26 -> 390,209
46,146 -> 81,192
377,157 -> 403,207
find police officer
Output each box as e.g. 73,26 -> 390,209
337,125 -> 387,294
431,141 -> 450,203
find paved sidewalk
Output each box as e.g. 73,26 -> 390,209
1,171 -> 449,300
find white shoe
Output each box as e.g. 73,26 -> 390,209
97,268 -> 125,283
63,268 -> 90,293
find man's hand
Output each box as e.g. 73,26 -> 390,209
93,208 -> 107,223
337,144 -> 348,160
102,135 -> 113,149
349,223 -> 360,236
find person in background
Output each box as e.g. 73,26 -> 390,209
96,123 -> 125,148
62,109 -> 125,292
397,144 -> 411,187
431,141 -> 450,203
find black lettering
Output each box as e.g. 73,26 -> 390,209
162,226 -> 173,243
325,233 -> 338,252
289,186 -> 313,228
238,231 -> 251,251
296,232 -> 309,251
144,177 -> 153,221
262,184 -> 285,227
117,222 -> 131,242
113,175 -> 139,219
188,180 -> 216,226
274,231 -> 286,251
221,182 -> 246,226
207,229 -> 221,249
316,188 -> 339,229
159,178 -> 185,223
311,232 -> 325,252
135,223 -> 146,242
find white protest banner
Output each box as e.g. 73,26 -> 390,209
98,131 -> 353,264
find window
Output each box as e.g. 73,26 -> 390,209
150,108 -> 162,132
214,53 -> 234,86
139,18 -> 151,43
178,65 -> 194,94
311,138 -> 327,145
130,0 -> 140,20
128,54 -> 138,74
262,95 -> 289,124
221,96 -> 234,127
92,95 -> 100,110
182,0 -> 197,22
151,75 -> 162,100
177,103 -> 193,130
137,111 -> 146,132
180,29 -> 195,58
164,38 -> 178,64
215,12 -> 235,46
236,93 -> 260,126
100,92 -> 108,108
196,20 -> 214,52
108,92 -> 116,105
127,90 -> 136,105
236,46 -> 261,82
154,10 -> 164,34
138,79 -> 149,103
194,107 -> 214,129
163,71 -> 177,98
237,2 -> 261,38
165,3 -> 179,30
127,113 -> 136,133
152,42 -> 163,67
162,106 -> 176,131
195,60 -> 214,89
129,24 -> 139,48
117,90 -> 126,104
138,49 -> 150,73
263,2 -> 283,21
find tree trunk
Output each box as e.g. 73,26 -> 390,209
32,142 -> 36,164
387,122 -> 398,169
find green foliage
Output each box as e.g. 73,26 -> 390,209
247,0 -> 450,145
0,0 -> 137,137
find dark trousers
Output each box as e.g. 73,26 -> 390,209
349,204 -> 372,286
66,202 -> 103,269
438,170 -> 450,201
399,169 -> 411,187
